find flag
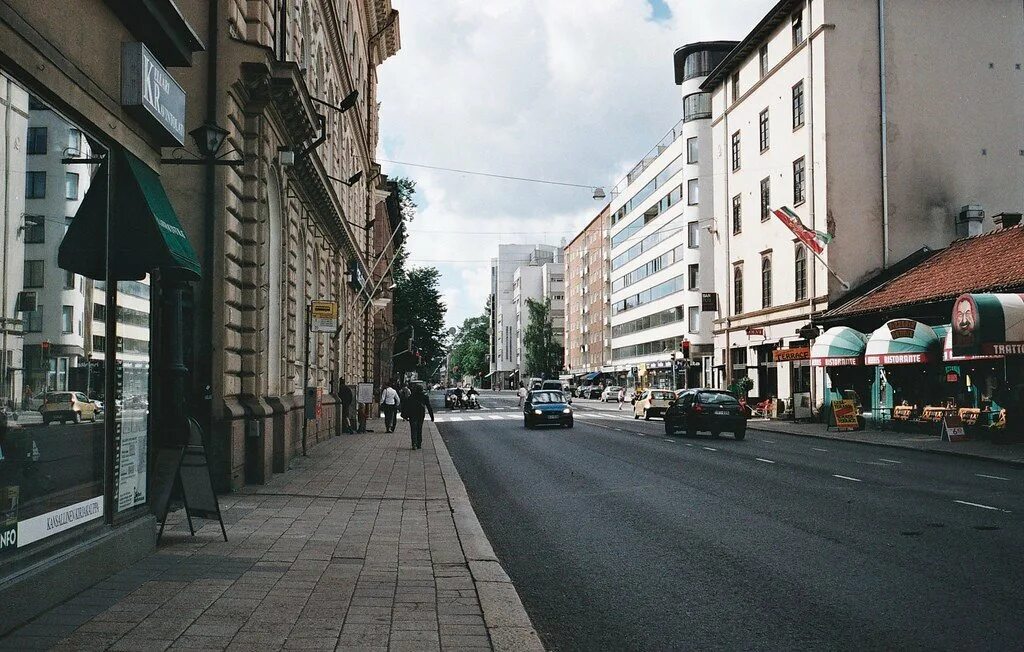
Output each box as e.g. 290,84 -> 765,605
772,206 -> 833,254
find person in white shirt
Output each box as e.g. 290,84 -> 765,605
380,381 -> 401,433
517,383 -> 528,407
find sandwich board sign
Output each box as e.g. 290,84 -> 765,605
831,399 -> 859,431
310,300 -> 338,333
941,415 -> 968,442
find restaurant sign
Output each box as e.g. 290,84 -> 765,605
746,327 -> 765,337
864,352 -> 931,366
773,347 -> 810,362
122,43 -> 187,145
952,293 -> 1024,357
701,292 -> 718,312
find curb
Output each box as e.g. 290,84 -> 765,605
427,420 -> 545,652
747,422 -> 1024,468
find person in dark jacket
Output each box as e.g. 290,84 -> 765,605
401,384 -> 434,450
339,380 -> 355,434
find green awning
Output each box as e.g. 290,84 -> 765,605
59,147 -> 200,281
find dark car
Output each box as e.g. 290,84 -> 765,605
664,389 -> 747,440
523,390 -> 573,429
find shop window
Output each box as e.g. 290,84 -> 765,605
25,171 -> 46,198
65,172 -> 79,200
27,126 -> 47,154
24,259 -> 44,287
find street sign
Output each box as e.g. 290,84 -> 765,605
310,300 -> 338,333
941,415 -> 968,442
701,293 -> 718,312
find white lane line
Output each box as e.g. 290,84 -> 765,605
487,415 -> 504,420
684,443 -> 694,447
702,446 -> 717,451
812,447 -> 829,452
637,433 -> 646,437
448,417 -> 464,422
468,416 -> 485,421
663,438 -> 676,442
975,473 -> 1010,481
833,474 -> 862,482
879,458 -> 903,464
954,499 -> 1010,513
755,458 -> 775,464
760,439 -> 776,444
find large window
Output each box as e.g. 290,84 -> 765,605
688,263 -> 699,290
759,43 -> 769,78
761,254 -> 773,309
25,171 -> 46,198
795,245 -> 808,301
732,194 -> 742,235
687,178 -> 699,205
61,305 -> 74,333
686,136 -> 698,163
793,157 -> 807,205
611,244 -> 688,293
688,306 -> 700,334
682,49 -> 730,81
24,259 -> 44,287
612,214 -> 686,270
731,131 -> 741,171
610,155 -> 684,228
759,109 -> 769,152
792,81 -> 805,129
611,307 -> 685,338
760,177 -> 771,222
23,219 -> 44,243
24,305 -> 43,332
27,126 -> 47,155
792,10 -> 804,47
687,221 -> 699,248
67,128 -> 82,155
733,263 -> 744,315
65,172 -> 79,200
683,92 -> 711,122
610,182 -> 684,248
612,273 -> 687,315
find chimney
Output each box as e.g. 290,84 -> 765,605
956,205 -> 984,238
994,212 -> 1023,229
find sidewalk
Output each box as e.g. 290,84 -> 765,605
0,419 -> 543,652
748,419 -> 1024,466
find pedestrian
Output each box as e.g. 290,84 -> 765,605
399,383 -> 412,400
617,387 -> 626,410
381,381 -> 400,433
401,384 -> 434,450
339,378 -> 355,434
517,382 -> 527,407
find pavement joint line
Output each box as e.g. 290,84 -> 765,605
975,473 -> 1009,481
755,458 -> 775,464
954,499 -> 1011,513
833,474 -> 862,482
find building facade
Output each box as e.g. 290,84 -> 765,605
511,259 -> 565,377
564,206 -> 611,376
704,0 -> 1023,413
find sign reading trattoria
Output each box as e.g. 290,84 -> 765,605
122,42 -> 187,145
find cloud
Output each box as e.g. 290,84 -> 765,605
378,0 -> 775,327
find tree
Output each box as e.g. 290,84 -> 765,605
393,266 -> 446,379
449,314 -> 490,380
523,298 -> 563,379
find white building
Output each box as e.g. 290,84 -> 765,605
0,74 -> 28,405
607,41 -> 735,390
511,261 -> 565,375
705,0 -> 1023,412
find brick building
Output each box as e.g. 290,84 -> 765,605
564,205 -> 611,376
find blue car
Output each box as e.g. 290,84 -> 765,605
523,390 -> 574,429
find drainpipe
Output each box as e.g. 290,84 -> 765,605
807,0 -> 818,414
721,102 -> 732,391
878,0 -> 890,269
1,78 -> 11,403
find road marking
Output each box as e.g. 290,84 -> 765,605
755,458 -> 775,464
879,458 -> 903,464
448,417 -> 463,422
684,443 -> 693,447
833,474 -> 862,482
954,499 -> 1009,513
975,473 -> 1009,481
760,439 -> 776,444
468,416 -> 485,421
488,415 -> 504,420
812,447 -> 829,452
663,438 -> 676,442
636,433 -> 646,437
702,446 -> 717,451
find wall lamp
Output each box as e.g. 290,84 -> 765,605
161,121 -> 244,166
312,90 -> 359,114
327,171 -> 363,187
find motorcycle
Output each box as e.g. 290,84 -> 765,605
466,393 -> 480,409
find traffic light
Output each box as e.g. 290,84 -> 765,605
681,340 -> 691,359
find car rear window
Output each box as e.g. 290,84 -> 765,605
698,392 -> 739,405
651,391 -> 674,400
531,391 -> 564,404
46,392 -> 73,403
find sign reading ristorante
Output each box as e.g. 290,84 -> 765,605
122,43 -> 186,145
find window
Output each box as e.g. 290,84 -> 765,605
732,194 -> 742,235
761,255 -> 773,309
688,264 -> 699,290
760,177 -> 771,222
792,10 -> 804,47
25,305 -> 43,333
731,131 -> 741,171
64,269 -> 75,290
65,172 -> 79,200
24,219 -> 44,243
24,259 -> 44,288
793,157 -> 807,205
25,171 -> 46,198
687,178 -> 699,205
759,44 -> 769,78
687,221 -> 699,248
686,136 -> 698,163
62,306 -> 74,333
683,92 -> 711,122
795,246 -> 808,301
27,127 -> 47,154
28,96 -> 47,110
67,128 -> 82,155
759,109 -> 770,152
688,306 -> 700,333
733,264 -> 744,315
731,72 -> 740,102
792,81 -> 805,129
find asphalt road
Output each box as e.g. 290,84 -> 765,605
435,390 -> 1024,651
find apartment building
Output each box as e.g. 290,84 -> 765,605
564,206 -> 611,377
705,0 -> 1023,412
607,41 -> 735,390
511,260 -> 565,376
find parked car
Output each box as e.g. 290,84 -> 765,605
664,389 -> 746,439
633,389 -> 677,420
600,385 -> 621,402
523,390 -> 573,429
39,391 -> 98,425
576,384 -> 592,398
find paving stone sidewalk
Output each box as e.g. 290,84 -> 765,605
0,419 -> 543,652
748,419 -> 1024,466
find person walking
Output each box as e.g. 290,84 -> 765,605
617,386 -> 626,410
339,379 -> 354,434
380,381 -> 401,433
402,384 -> 434,450
517,382 -> 527,407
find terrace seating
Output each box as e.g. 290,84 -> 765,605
892,405 -> 916,422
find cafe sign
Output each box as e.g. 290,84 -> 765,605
773,347 -> 810,362
122,43 -> 186,145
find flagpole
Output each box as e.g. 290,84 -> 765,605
805,244 -> 850,290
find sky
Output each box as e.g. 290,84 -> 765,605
376,0 -> 776,329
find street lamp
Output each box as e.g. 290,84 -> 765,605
189,121 -> 229,158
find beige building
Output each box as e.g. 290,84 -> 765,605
704,0 -> 1023,411
565,206 -> 611,376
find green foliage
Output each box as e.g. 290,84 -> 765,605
729,376 -> 754,396
523,298 -> 564,378
449,315 -> 490,379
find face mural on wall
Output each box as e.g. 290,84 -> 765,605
952,295 -> 979,353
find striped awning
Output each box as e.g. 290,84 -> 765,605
864,319 -> 941,365
951,293 -> 1024,357
941,327 -> 1002,362
811,327 -> 867,367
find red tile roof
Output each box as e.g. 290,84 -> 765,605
827,226 -> 1024,318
